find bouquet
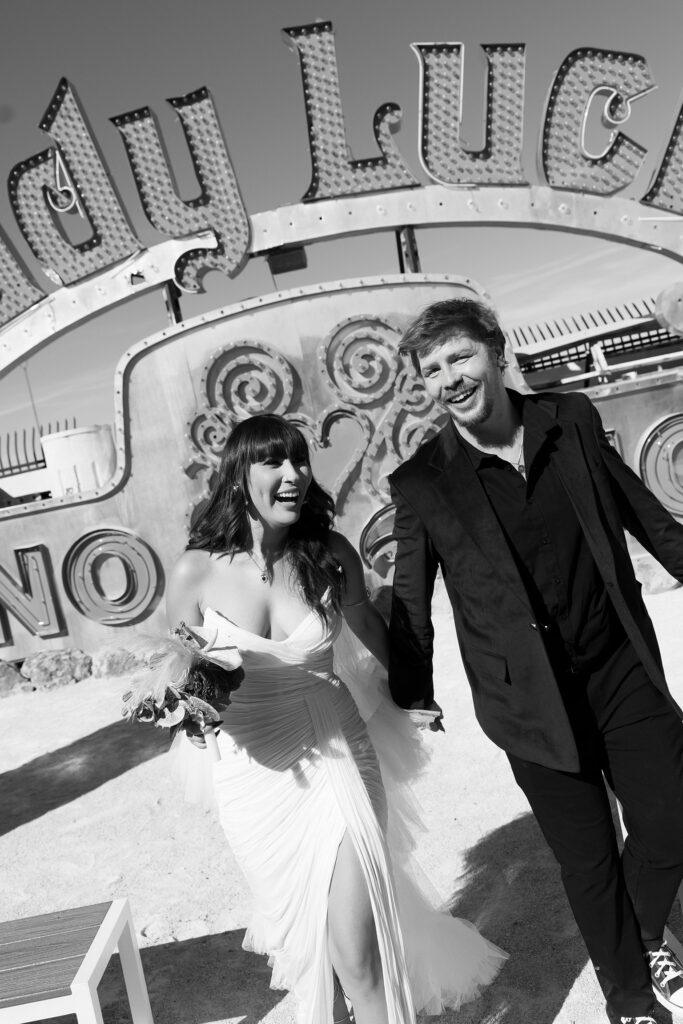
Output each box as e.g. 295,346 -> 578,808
121,622 -> 244,761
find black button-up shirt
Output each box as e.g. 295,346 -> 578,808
455,409 -> 625,677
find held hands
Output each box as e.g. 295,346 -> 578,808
408,699 -> 445,732
184,719 -> 222,760
184,719 -> 219,749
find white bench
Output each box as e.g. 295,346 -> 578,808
0,899 -> 153,1024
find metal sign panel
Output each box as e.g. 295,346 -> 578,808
0,275 -> 478,661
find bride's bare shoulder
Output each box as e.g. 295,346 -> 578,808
170,547 -> 214,584
166,549 -> 220,626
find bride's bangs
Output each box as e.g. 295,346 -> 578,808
189,412 -> 341,614
244,418 -> 311,468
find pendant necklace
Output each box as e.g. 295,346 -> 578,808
248,547 -> 286,583
248,550 -> 269,583
512,428 -> 526,478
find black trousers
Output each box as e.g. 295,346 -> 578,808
507,640 -> 683,1019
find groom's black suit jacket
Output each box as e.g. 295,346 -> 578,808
388,389 -> 683,772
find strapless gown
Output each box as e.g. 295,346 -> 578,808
189,605 -> 505,1024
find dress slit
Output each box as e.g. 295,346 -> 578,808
306,690 -> 417,1024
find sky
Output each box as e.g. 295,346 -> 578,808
2,0 -> 683,449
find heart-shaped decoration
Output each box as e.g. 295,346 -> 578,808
310,408 -> 372,507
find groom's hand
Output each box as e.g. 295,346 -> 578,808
427,700 -> 445,732
409,699 -> 445,732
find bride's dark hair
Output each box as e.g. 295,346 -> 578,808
188,414 -> 343,619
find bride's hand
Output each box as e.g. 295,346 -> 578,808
408,699 -> 445,732
428,700 -> 445,732
183,719 -> 221,749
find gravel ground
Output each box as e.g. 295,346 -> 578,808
3,583 -> 683,1024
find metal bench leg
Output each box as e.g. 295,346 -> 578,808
72,982 -> 106,1024
118,917 -> 154,1024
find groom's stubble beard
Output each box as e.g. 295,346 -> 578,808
445,373 -> 503,430
445,385 -> 494,429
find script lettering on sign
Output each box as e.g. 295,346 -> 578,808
0,25 -> 678,340
112,88 -> 251,291
284,21 -> 419,201
542,48 -> 655,194
8,79 -> 139,288
414,42 -> 527,186
643,108 -> 683,217
0,231 -> 46,329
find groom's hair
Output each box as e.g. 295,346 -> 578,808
399,297 -> 506,374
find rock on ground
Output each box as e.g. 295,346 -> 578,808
0,658 -> 25,697
20,648 -> 92,689
91,647 -> 147,678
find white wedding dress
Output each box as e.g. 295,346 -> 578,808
181,602 -> 506,1024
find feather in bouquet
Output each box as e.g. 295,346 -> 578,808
121,622 -> 244,761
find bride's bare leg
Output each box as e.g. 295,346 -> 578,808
328,831 -> 389,1024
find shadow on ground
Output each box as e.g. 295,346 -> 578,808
441,807 -> 681,1024
26,928 -> 286,1024
439,811 -> 590,1023
0,721 -> 168,836
119,929 -> 283,1024
17,800 -> 683,1024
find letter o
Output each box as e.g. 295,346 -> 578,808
637,414 -> 683,518
63,528 -> 162,624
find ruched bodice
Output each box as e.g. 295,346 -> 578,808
197,606 -> 505,1024
203,607 -> 369,778
204,604 -> 340,679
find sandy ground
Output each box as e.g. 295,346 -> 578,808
3,584 -> 683,1024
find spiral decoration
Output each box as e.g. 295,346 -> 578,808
319,316 -> 402,407
391,406 -> 446,463
393,365 -> 436,414
203,341 -> 297,418
186,331 -> 444,517
186,409 -> 231,473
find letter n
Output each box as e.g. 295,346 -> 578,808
0,546 -> 64,645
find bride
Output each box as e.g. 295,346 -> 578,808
165,413 -> 505,1024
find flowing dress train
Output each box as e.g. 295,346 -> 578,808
188,604 -> 505,1024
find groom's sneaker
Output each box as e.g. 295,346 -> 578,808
619,1018 -> 655,1023
647,941 -> 683,1010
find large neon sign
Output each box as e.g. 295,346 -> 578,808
3,21 -> 683,660
2,24 -> 683,348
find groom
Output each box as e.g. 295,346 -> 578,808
387,296 -> 683,1024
